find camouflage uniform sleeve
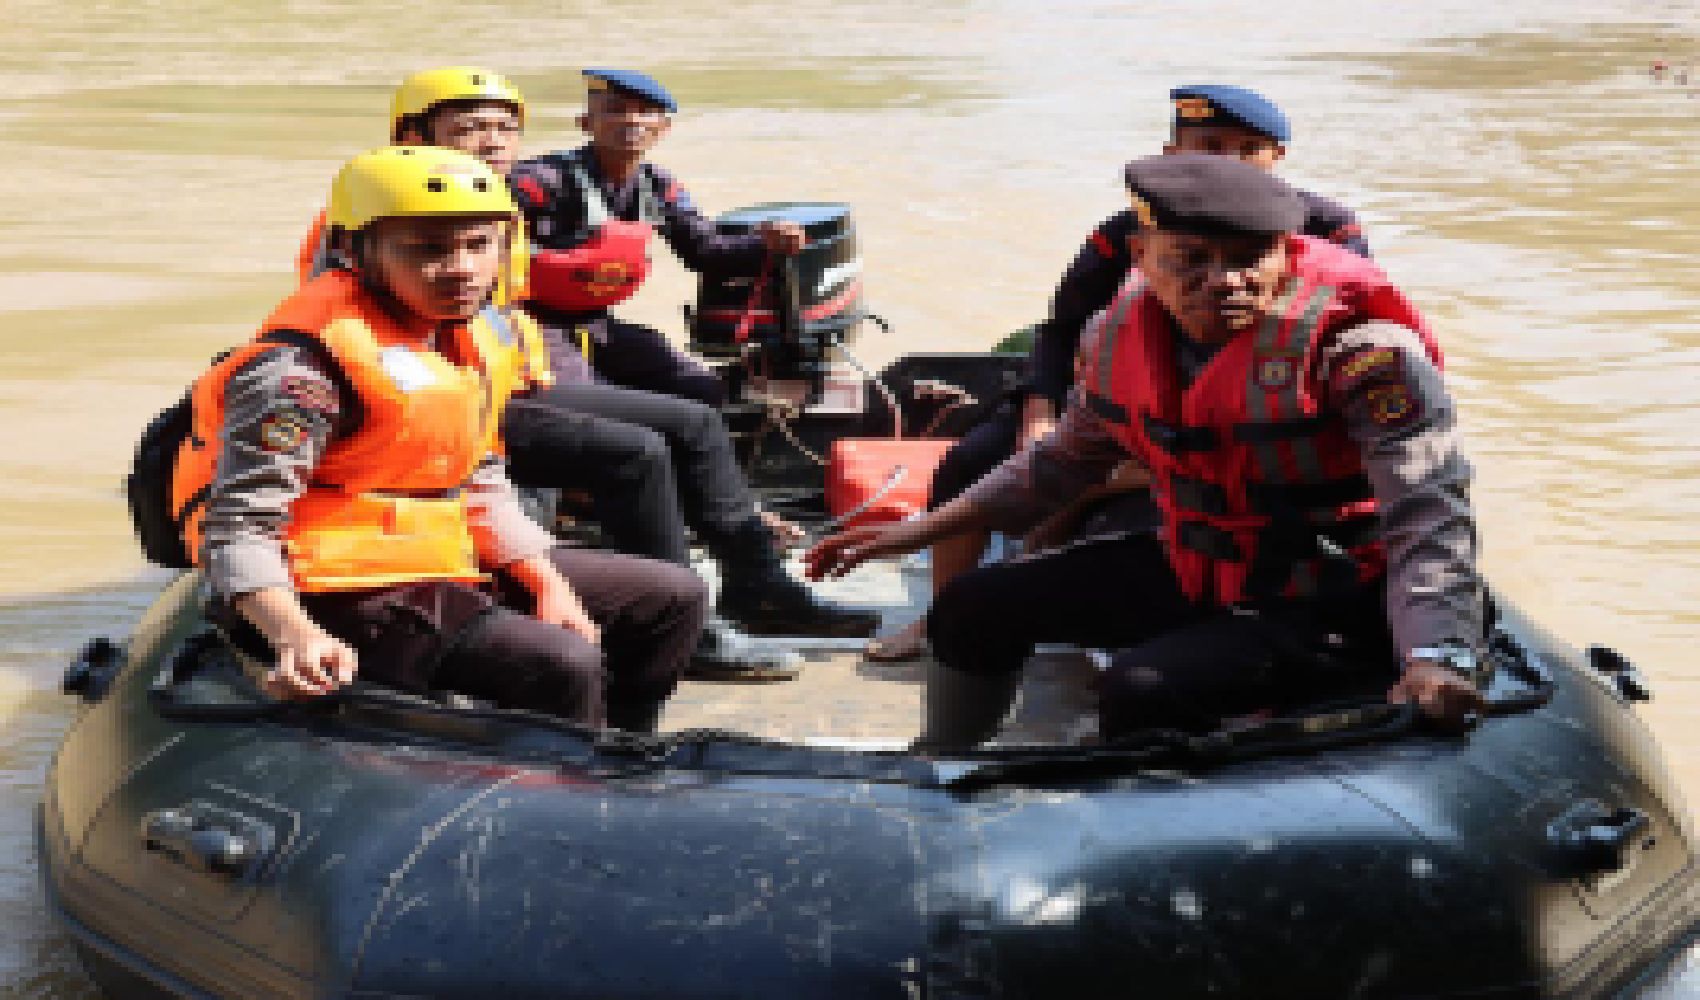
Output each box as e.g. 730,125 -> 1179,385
1318,320 -> 1484,655
197,347 -> 343,600
956,310 -> 1137,532
463,454 -> 557,567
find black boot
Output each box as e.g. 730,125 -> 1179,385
910,661 -> 1022,752
686,620 -> 801,682
709,519 -> 882,638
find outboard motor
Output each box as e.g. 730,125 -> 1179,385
691,202 -> 1024,521
689,202 -> 867,415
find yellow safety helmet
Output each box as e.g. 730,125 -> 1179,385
390,66 -> 525,139
327,146 -> 517,233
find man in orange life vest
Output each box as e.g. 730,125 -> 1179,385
875,83 -> 1375,662
808,154 -> 1488,747
308,67 -> 878,670
183,146 -> 705,730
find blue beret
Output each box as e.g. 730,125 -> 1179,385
1169,84 -> 1290,143
583,68 -> 677,113
1123,154 -> 1303,236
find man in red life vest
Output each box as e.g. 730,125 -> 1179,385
808,154 -> 1488,748
509,68 -> 804,406
503,67 -> 877,647
874,83 -> 1376,662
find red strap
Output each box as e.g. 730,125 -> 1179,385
733,252 -> 775,345
1090,228 -> 1116,258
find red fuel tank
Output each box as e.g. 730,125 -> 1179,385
826,438 -> 956,529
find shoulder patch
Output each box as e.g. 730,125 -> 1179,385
1339,346 -> 1399,382
257,410 -> 312,453
1365,383 -> 1421,428
279,375 -> 340,415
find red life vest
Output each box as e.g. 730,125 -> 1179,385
525,152 -> 657,313
1082,235 -> 1442,606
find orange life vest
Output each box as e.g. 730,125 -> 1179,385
295,209 -> 553,389
173,270 -> 528,592
524,151 -> 656,313
1082,235 -> 1442,606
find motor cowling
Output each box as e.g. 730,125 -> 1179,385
689,202 -> 864,361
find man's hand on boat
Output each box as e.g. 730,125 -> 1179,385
234,587 -> 358,698
1388,659 -> 1487,730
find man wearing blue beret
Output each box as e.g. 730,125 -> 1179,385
510,68 -> 805,406
867,82 -> 1374,662
812,154 -> 1486,746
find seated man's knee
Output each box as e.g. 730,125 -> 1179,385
1098,651 -> 1189,736
613,426 -> 671,479
655,559 -> 711,617
681,373 -> 726,409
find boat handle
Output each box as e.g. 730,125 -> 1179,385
141,805 -> 274,879
1547,801 -> 1653,874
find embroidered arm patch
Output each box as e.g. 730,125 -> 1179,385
1332,346 -> 1402,394
279,375 -> 340,416
1365,383 -> 1421,428
257,410 -> 313,453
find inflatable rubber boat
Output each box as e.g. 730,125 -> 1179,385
40,204 -> 1700,997
37,572 -> 1700,998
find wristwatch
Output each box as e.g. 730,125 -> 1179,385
1407,644 -> 1487,687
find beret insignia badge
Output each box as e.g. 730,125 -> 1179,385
1174,97 -> 1216,120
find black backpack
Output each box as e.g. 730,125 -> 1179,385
125,330 -> 354,569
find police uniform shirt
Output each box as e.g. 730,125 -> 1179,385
1028,189 -> 1371,409
960,308 -> 1484,657
196,346 -> 557,599
509,147 -> 769,278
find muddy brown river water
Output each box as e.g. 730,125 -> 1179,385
2,0 -> 1697,993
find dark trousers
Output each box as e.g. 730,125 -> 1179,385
929,403 -> 1020,508
926,533 -> 1399,736
299,546 -> 706,730
503,382 -> 758,566
528,307 -> 727,408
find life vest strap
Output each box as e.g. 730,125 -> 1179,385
1169,474 -> 1373,518
1178,511 -> 1380,593
1231,415 -> 1330,444
1242,513 -> 1381,599
1176,520 -> 1243,561
1085,391 -> 1130,425
1141,413 -> 1220,454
